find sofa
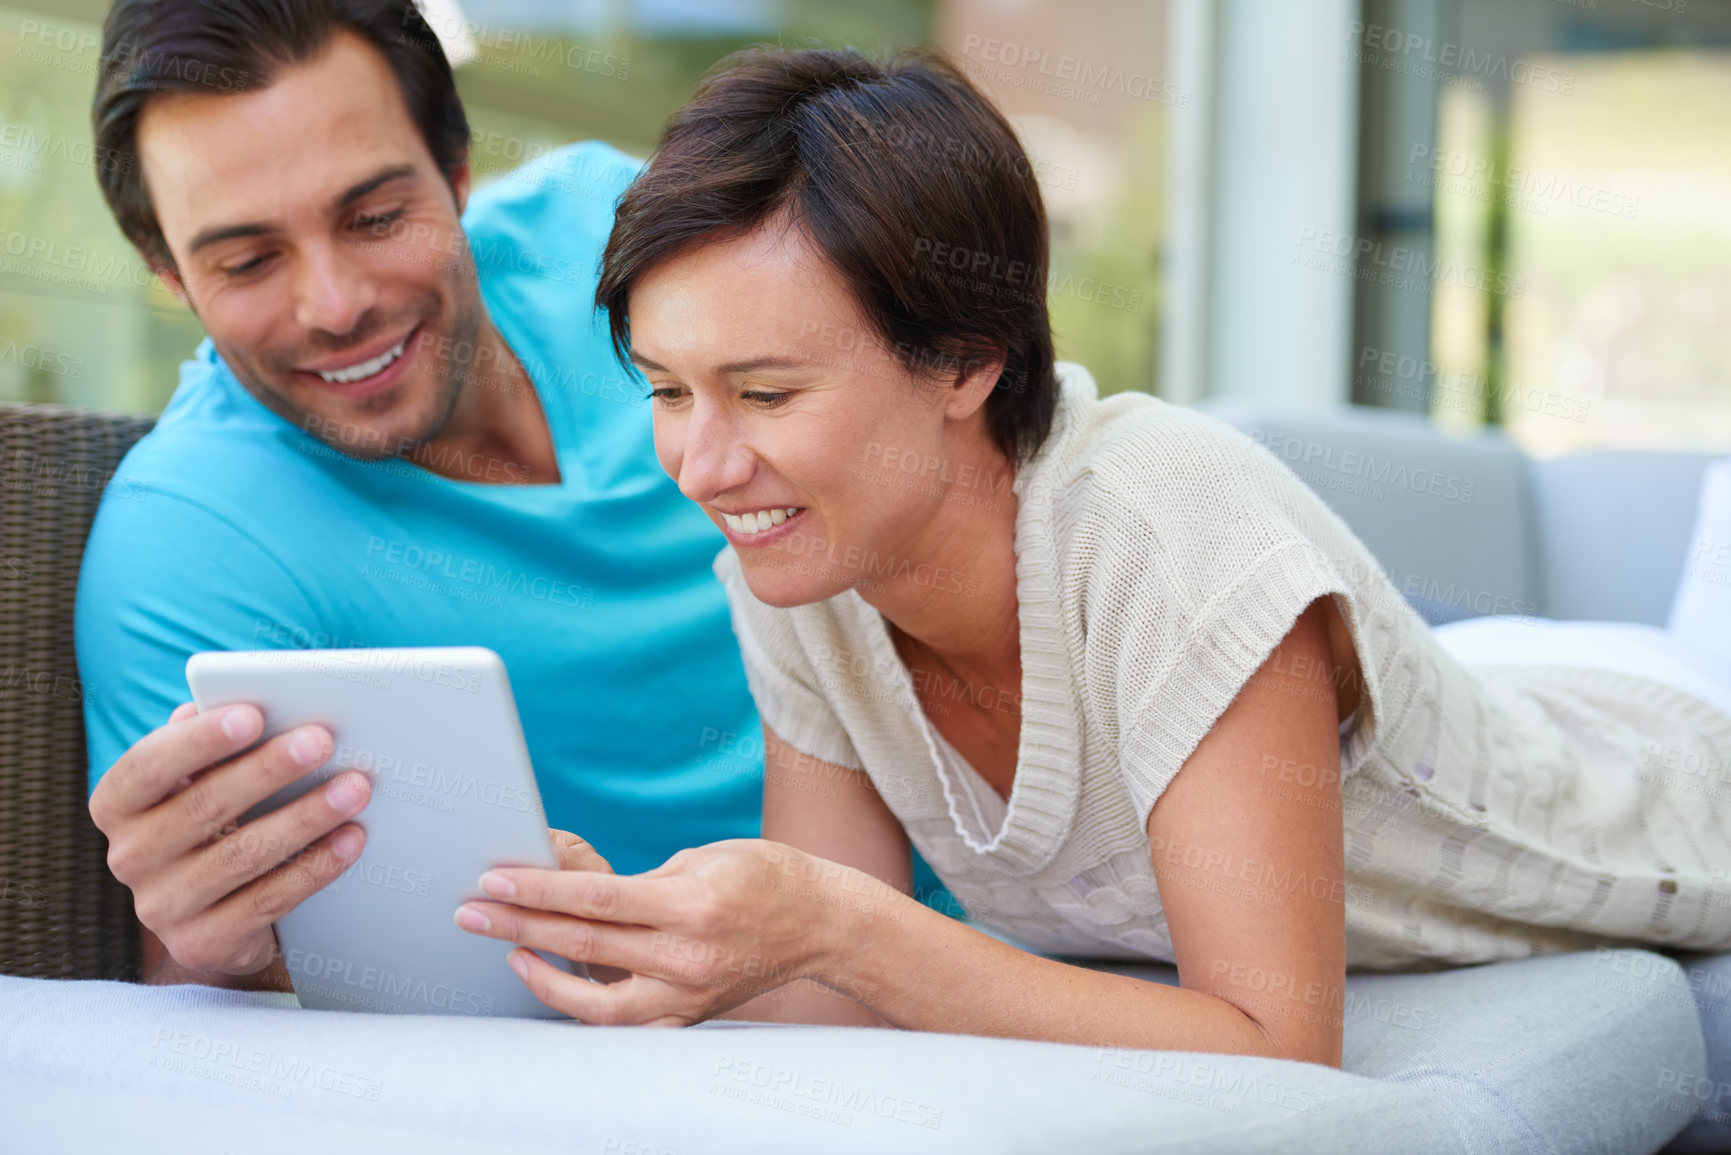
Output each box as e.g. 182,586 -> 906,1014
2,397 -> 1727,1154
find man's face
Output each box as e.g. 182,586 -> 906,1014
136,30 -> 480,458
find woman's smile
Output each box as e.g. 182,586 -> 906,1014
715,504 -> 808,545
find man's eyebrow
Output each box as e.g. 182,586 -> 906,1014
186,165 -> 420,254
187,222 -> 274,255
335,164 -> 418,209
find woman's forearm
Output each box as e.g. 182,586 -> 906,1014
718,978 -> 893,1027
819,885 -> 1311,1063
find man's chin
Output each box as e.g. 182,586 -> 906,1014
262,396 -> 417,461
251,370 -> 454,462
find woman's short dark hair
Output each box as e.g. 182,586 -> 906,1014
596,47 -> 1059,463
92,0 -> 470,272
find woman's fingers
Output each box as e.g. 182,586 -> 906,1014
479,864 -> 663,925
509,951 -> 691,1026
548,829 -> 613,874
458,842 -> 834,1026
454,902 -> 670,977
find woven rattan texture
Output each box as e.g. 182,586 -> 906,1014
0,401 -> 154,980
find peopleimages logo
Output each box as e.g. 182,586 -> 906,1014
0,123 -> 133,175
710,1057 -> 945,1130
1293,226 -> 1524,299
1249,428 -> 1478,505
0,337 -> 83,378
331,741 -> 536,813
149,1028 -> 383,1100
0,226 -> 155,291
326,858 -> 433,899
1354,346 -> 1591,425
1406,144 -> 1640,221
959,34 -> 1190,108
362,536 -> 595,610
1092,1048 -> 1329,1114
285,949 -> 498,1015
407,7 -> 631,80
1346,21 -> 1576,94
258,646 -> 485,693
768,532 -> 981,598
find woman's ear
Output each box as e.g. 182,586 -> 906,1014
942,348 -> 1008,423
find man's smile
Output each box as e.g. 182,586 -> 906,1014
294,320 -> 423,397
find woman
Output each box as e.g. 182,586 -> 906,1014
453,47 -> 1731,1066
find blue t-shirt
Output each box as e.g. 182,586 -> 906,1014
74,142 -> 762,875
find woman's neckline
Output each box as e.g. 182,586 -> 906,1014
847,362 -> 1096,875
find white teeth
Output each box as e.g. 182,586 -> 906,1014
723,507 -> 802,536
318,336 -> 408,384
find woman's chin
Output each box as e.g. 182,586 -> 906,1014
738,555 -> 848,608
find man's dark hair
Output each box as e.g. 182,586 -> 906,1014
92,0 -> 470,272
596,47 -> 1058,463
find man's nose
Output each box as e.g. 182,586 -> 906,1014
677,400 -> 756,504
292,241 -> 376,336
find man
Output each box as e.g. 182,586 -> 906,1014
77,0 -> 788,993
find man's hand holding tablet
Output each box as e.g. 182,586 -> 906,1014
90,700 -> 366,990
95,647 -> 599,1017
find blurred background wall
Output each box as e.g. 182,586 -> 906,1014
1,0 -> 1729,457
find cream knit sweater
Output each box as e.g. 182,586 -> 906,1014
714,364 -> 1731,968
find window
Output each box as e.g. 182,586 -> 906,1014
0,0 -> 1168,413
1355,0 -> 1731,454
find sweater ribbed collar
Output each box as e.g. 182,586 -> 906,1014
851,363 -> 1098,876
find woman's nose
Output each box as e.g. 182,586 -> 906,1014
676,402 -> 755,503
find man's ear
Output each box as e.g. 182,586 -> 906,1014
151,260 -> 191,307
942,347 -> 1009,423
449,154 -> 472,216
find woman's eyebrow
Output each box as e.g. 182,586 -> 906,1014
628,353 -> 815,375
716,356 -> 814,374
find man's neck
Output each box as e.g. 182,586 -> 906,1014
417,315 -> 561,486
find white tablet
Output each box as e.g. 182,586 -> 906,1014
185,646 -> 586,1018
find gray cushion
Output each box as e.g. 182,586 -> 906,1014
1529,452 -> 1718,626
1196,402 -> 1725,627
0,947 -> 1705,1153
1658,951 -> 1731,1154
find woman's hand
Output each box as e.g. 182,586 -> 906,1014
541,829 -> 629,985
453,839 -> 877,1025
547,828 -> 613,875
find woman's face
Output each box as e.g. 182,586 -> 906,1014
629,220 -> 1001,608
